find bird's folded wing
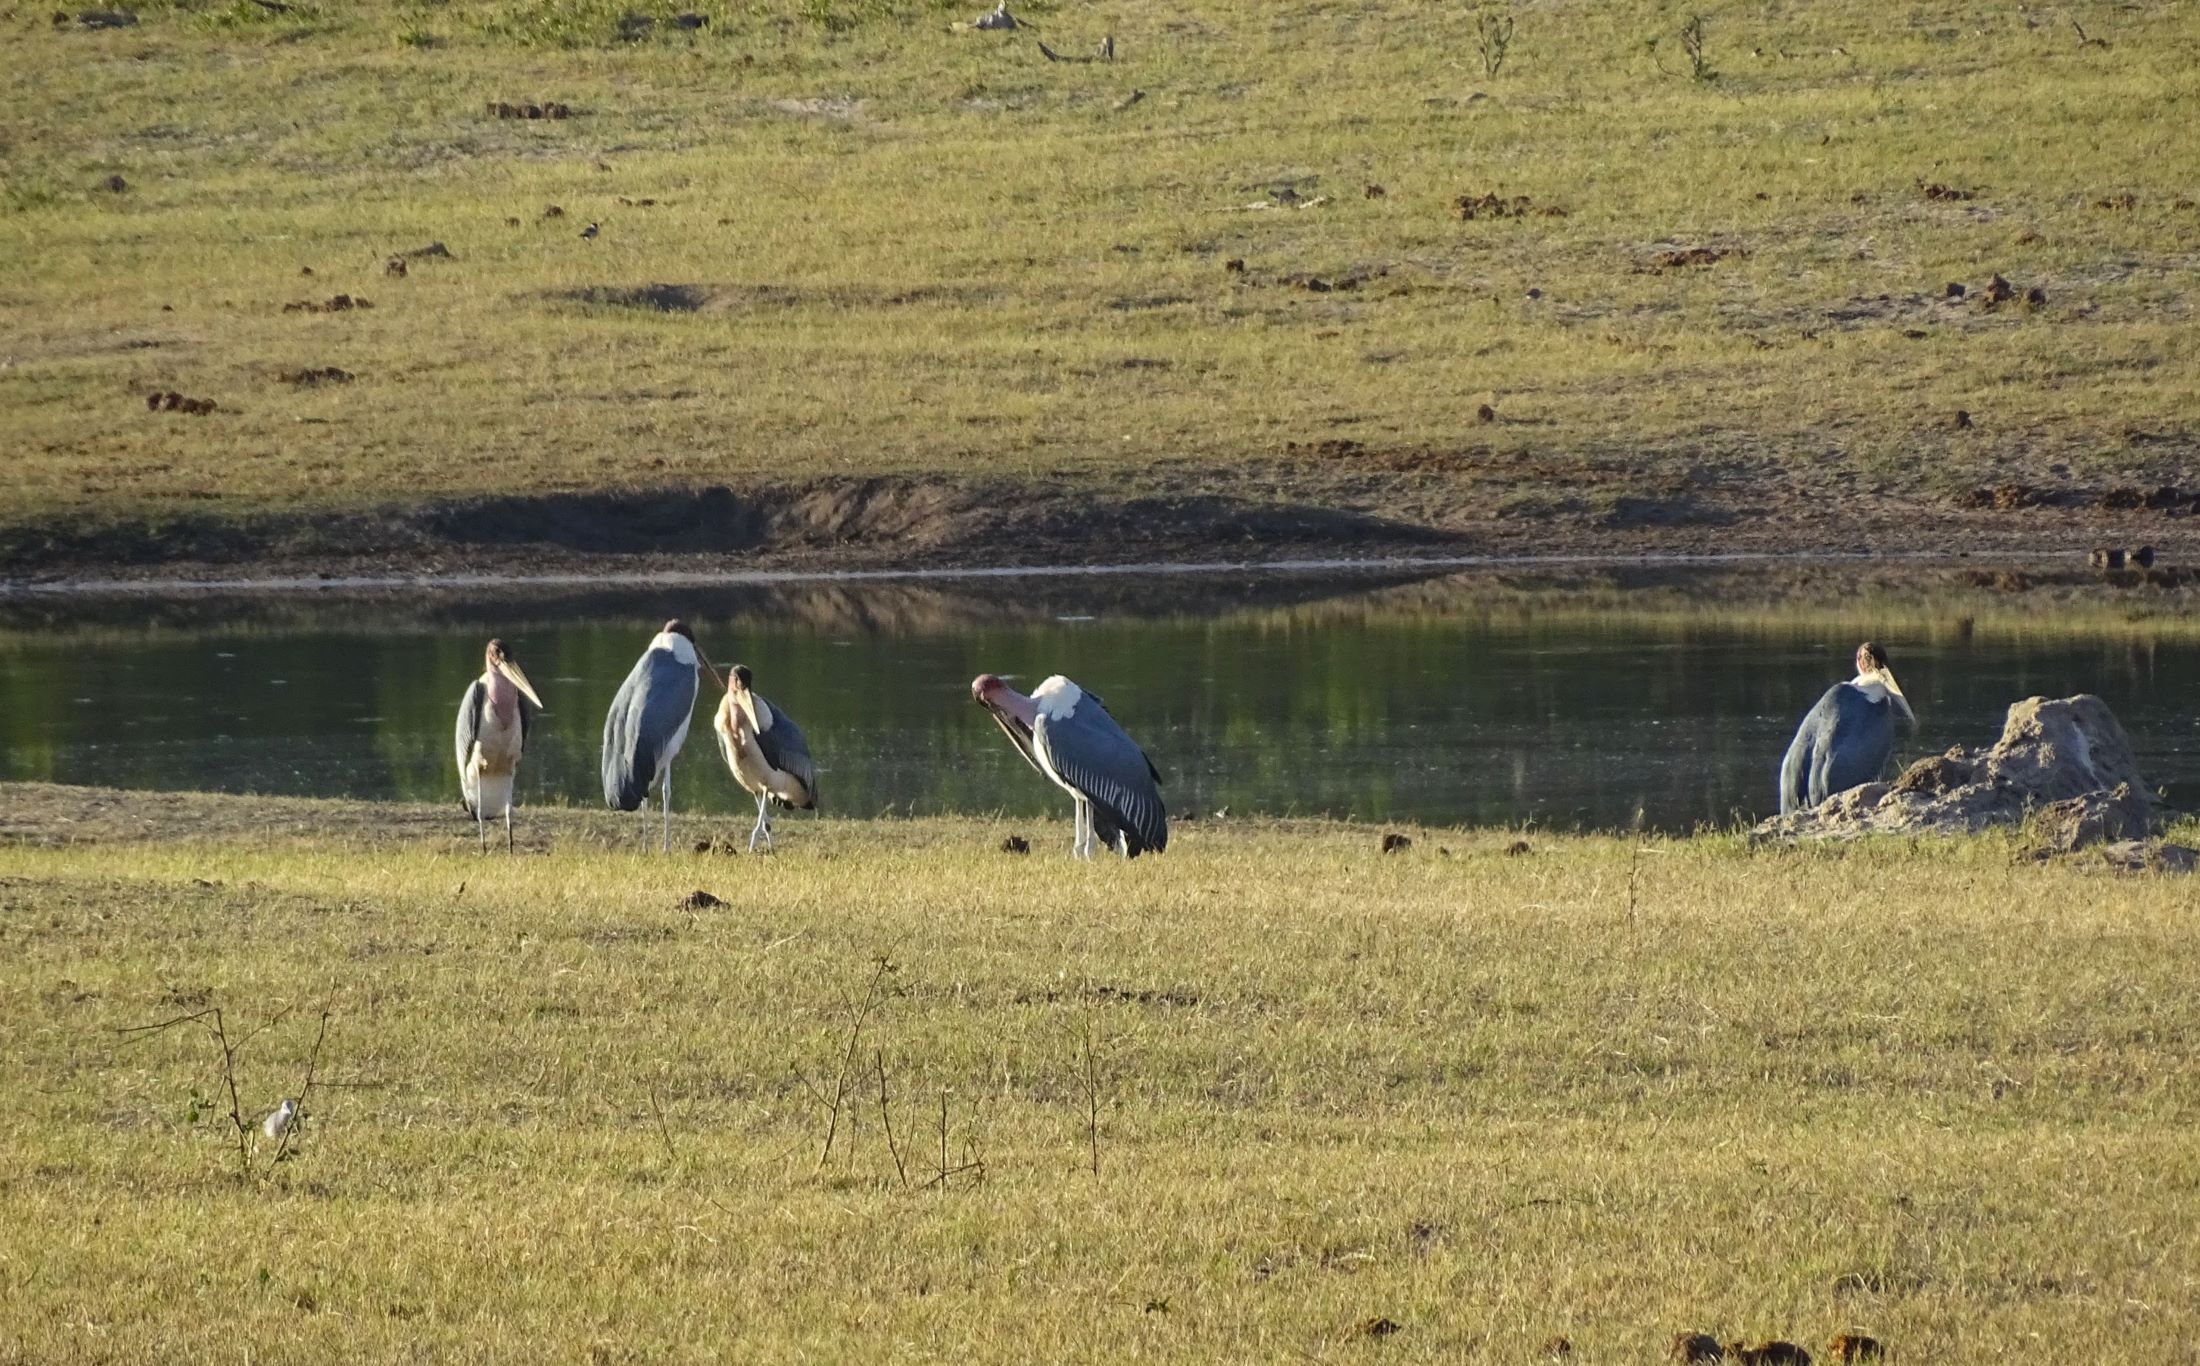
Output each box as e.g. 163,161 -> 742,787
1036,707 -> 1167,853
754,695 -> 819,805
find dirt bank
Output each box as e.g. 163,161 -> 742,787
4,465 -> 2198,586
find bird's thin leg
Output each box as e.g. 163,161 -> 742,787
748,792 -> 768,852
1074,799 -> 1090,859
505,803 -> 514,855
475,799 -> 486,855
761,794 -> 776,852
661,765 -> 672,854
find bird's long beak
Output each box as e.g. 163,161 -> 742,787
1877,669 -> 1916,726
695,648 -> 727,693
496,657 -> 546,711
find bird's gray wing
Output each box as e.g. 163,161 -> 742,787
1035,703 -> 1168,856
754,695 -> 819,810
456,679 -> 487,815
1813,683 -> 1897,802
1776,692 -> 1826,816
601,649 -> 697,811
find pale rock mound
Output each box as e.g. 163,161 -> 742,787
1755,695 -> 2172,859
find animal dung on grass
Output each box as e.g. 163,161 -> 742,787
1364,183 -> 1386,199
1638,244 -> 1746,273
488,100 -> 574,119
1455,191 -> 1561,221
1477,403 -> 1497,423
1917,179 -> 1977,201
542,204 -> 566,219
1380,832 -> 1412,854
277,366 -> 353,385
1670,1333 -> 1725,1363
999,834 -> 1031,855
1943,281 -> 1966,299
384,257 -> 407,277
1350,1317 -> 1403,1340
145,391 -> 216,415
1825,1335 -> 1884,1363
282,293 -> 371,314
1505,838 -> 1531,856
677,889 -> 726,911
1541,1334 -> 1573,1357
1727,1343 -> 1811,1366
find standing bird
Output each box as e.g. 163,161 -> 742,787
712,664 -> 819,851
1778,641 -> 1917,815
454,638 -> 546,853
972,674 -> 1167,858
580,221 -> 600,240
261,1098 -> 297,1140
603,620 -> 723,852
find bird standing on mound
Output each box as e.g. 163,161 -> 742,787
603,620 -> 723,852
1778,641 -> 1917,814
713,663 -> 819,851
973,673 -> 1167,858
454,638 -> 545,853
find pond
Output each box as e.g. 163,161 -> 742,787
1,564 -> 2194,833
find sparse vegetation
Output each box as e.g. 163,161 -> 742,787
1,2 -> 2197,571
1474,5 -> 1515,78
1679,13 -> 1716,81
3,783 -> 2198,1358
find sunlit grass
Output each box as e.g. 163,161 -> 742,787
2,1 -> 2197,544
3,786 -> 2197,1358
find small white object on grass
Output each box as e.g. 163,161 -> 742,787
262,1098 -> 297,1140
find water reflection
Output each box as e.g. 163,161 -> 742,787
0,567 -> 2193,832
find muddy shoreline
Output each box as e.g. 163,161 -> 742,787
4,470 -> 2195,590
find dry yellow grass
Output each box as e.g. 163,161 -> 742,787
3,786 -> 2197,1359
2,0 -> 2198,560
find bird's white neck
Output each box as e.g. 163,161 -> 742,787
1032,675 -> 1083,720
650,632 -> 698,667
1852,670 -> 1915,723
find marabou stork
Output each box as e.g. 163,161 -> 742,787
972,673 -> 1167,858
602,619 -> 723,851
1778,641 -> 1917,815
454,638 -> 545,853
711,664 -> 819,851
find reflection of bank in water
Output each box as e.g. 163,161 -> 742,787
0,565 -> 2194,834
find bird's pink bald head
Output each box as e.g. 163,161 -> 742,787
972,674 -> 1036,725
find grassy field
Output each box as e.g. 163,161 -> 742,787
3,784 -> 2197,1359
3,0 -> 2198,566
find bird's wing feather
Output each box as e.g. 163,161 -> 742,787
1035,704 -> 1168,856
456,679 -> 487,815
753,694 -> 819,808
1781,683 -> 1896,813
601,648 -> 697,811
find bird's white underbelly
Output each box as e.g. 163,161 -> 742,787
470,711 -> 525,776
1033,735 -> 1082,803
